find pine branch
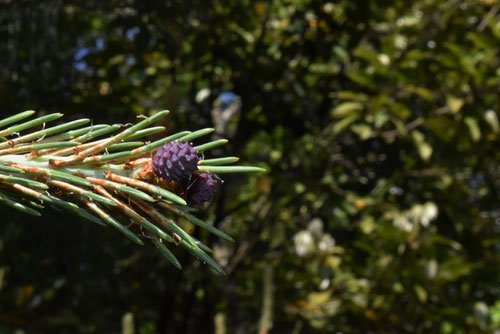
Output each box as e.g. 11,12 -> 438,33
0,110 -> 265,274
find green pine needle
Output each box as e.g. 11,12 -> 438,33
0,110 -> 265,273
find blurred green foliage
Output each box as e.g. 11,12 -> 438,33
1,0 -> 500,333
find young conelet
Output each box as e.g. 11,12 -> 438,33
151,141 -> 217,206
184,173 -> 217,206
152,141 -> 200,182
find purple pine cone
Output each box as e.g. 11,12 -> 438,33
184,173 -> 217,206
152,141 -> 200,182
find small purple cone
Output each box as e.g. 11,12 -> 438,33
152,141 -> 200,182
184,173 -> 217,206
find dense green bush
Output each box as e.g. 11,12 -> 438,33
1,0 -> 500,333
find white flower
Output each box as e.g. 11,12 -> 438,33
318,234 -> 335,253
393,216 -> 413,232
420,202 -> 438,227
293,230 -> 315,257
378,54 -> 391,66
408,204 -> 423,224
307,218 -> 324,239
195,88 -> 210,103
406,202 -> 438,227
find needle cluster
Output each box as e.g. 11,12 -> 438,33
0,110 -> 265,273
